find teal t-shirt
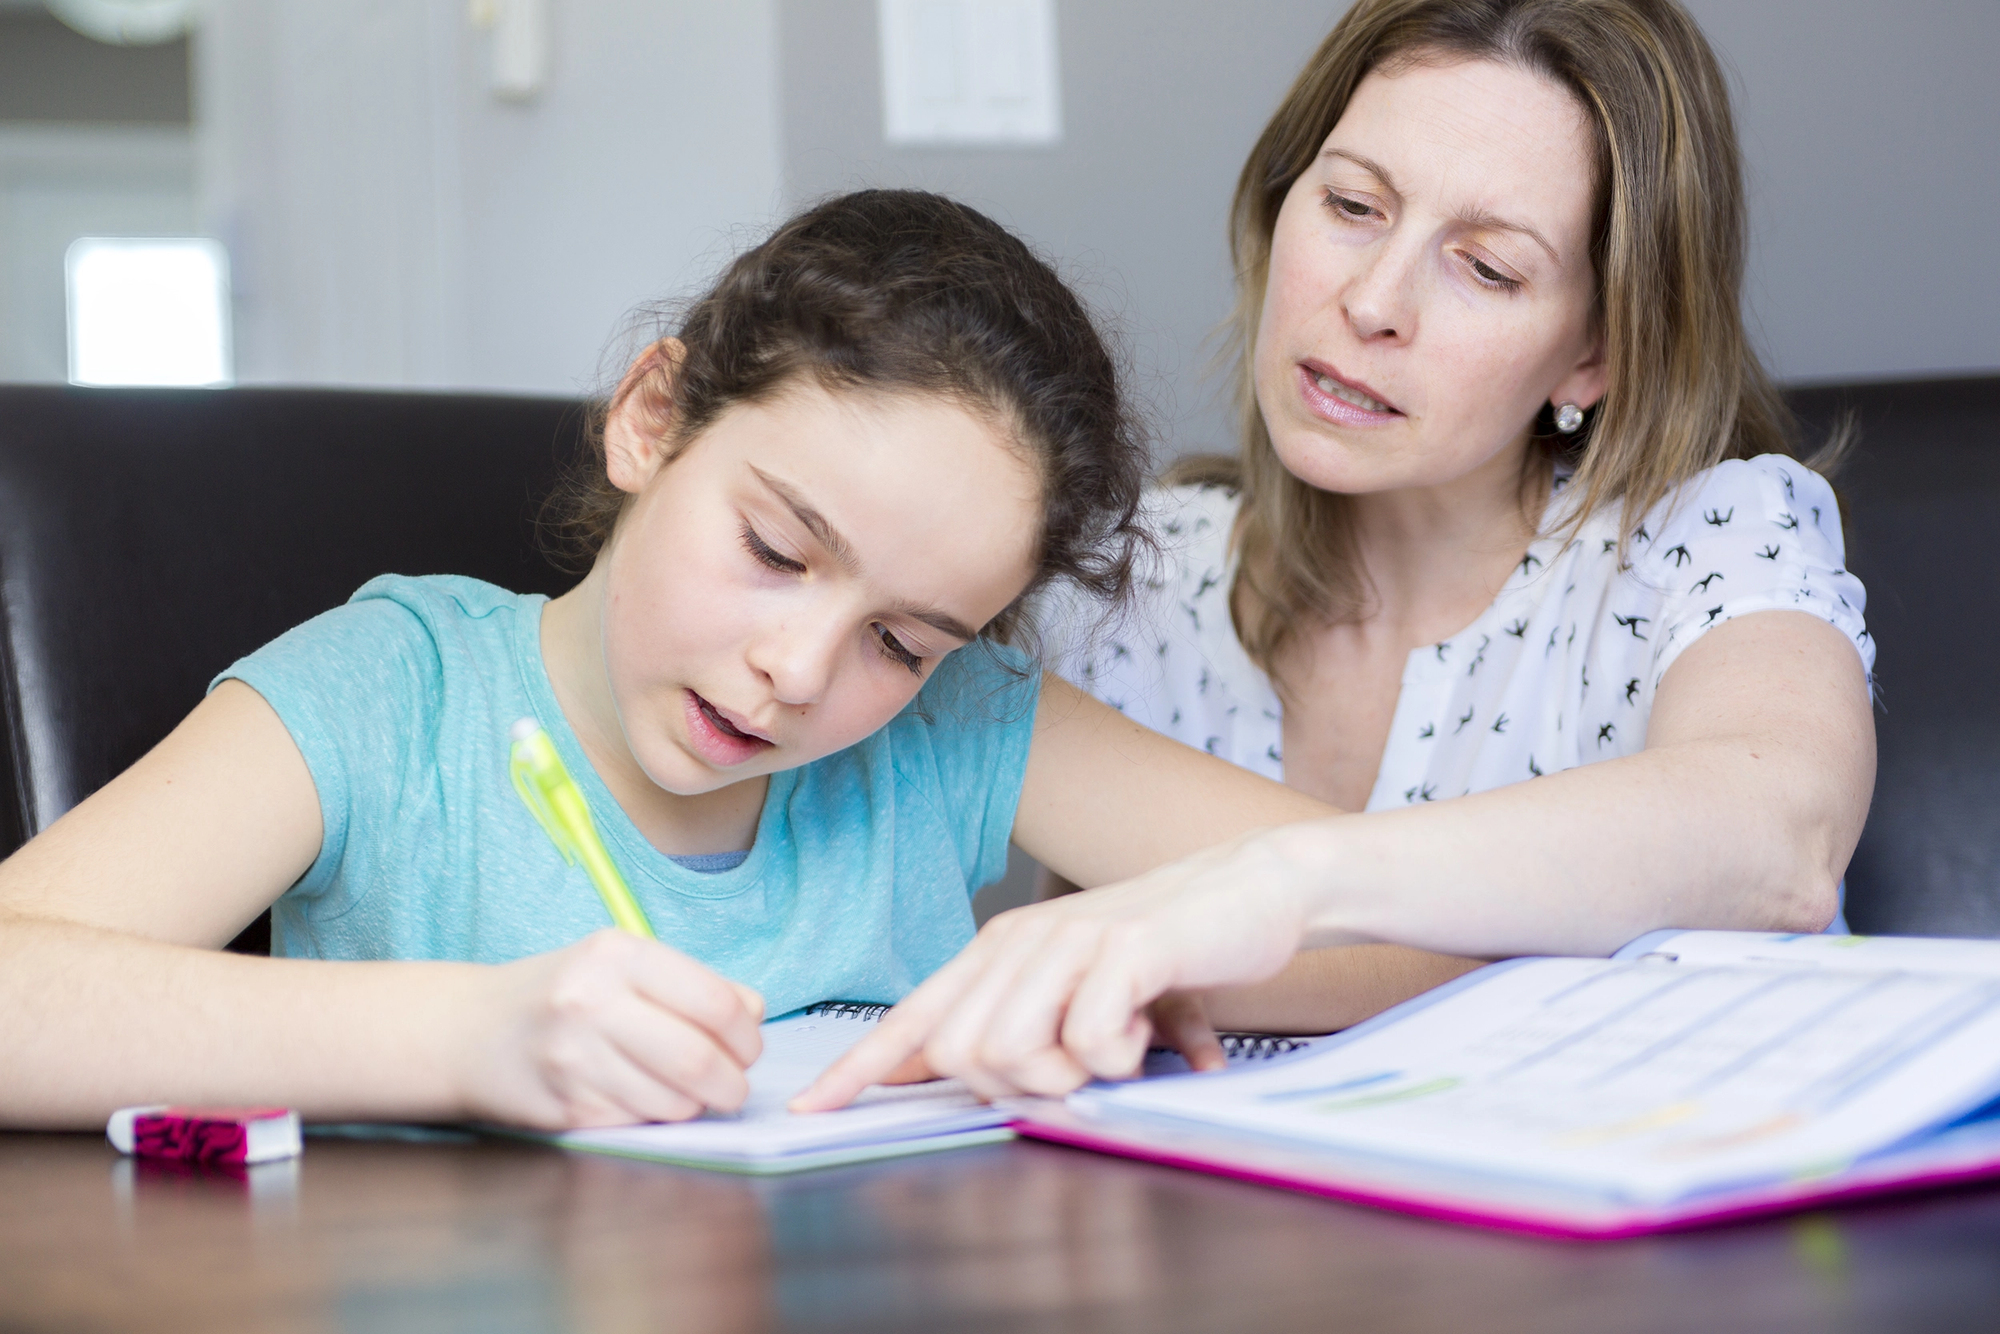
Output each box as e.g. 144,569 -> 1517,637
215,574 -> 1039,1017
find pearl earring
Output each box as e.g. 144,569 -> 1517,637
1554,401 -> 1585,434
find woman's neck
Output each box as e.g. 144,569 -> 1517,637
539,567 -> 767,857
1341,437 -> 1546,645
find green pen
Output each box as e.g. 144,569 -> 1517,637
508,717 -> 655,938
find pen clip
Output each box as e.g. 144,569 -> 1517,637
510,736 -> 577,865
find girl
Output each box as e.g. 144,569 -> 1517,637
0,190 -> 1330,1131
801,0 -> 1877,1109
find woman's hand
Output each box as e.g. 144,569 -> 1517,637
793,829 -> 1320,1111
456,929 -> 767,1129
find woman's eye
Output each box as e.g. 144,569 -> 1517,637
741,524 -> 805,574
1468,256 -> 1522,291
874,624 -> 923,677
1322,189 -> 1376,221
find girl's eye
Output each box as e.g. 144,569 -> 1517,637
741,523 -> 805,574
1467,255 -> 1522,291
873,624 -> 923,677
1321,188 -> 1377,221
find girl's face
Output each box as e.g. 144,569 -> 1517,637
597,374 -> 1041,797
1254,57 -> 1608,496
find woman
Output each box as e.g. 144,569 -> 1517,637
801,0 -> 1876,1109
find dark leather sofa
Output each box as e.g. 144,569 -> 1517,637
1,377 -> 1996,945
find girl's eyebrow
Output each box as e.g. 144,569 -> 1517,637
753,466 -> 858,572
749,466 -> 980,644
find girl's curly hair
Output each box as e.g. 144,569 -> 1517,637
547,188 -> 1151,649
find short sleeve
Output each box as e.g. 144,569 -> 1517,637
889,639 -> 1040,892
1044,484 -> 1233,734
1639,454 -> 1873,689
211,581 -> 446,900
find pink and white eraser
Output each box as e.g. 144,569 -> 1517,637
106,1105 -> 303,1166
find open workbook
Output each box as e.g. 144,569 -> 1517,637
1013,930 -> 2000,1237
532,1002 -> 1312,1174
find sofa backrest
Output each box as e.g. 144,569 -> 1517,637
1791,374 -> 2000,935
0,386 -> 582,862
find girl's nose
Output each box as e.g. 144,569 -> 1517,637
747,614 -> 840,708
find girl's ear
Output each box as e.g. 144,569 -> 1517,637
603,338 -> 688,494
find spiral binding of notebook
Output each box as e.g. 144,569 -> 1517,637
802,1001 -> 893,1021
804,1003 -> 1309,1064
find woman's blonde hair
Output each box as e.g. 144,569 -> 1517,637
1202,0 -> 1830,672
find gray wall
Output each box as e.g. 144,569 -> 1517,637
195,0 -> 782,393
781,0 -> 1346,460
1688,0 -> 2000,385
782,0 -> 2000,466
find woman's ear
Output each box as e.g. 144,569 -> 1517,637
603,338 -> 687,495
1549,326 -> 1609,414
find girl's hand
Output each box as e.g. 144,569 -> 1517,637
792,829 -> 1316,1110
456,929 -> 766,1129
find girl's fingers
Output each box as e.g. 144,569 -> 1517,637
553,1029 -> 707,1128
599,994 -> 754,1114
606,933 -> 765,1068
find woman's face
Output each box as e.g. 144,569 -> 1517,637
1255,57 -> 1608,497
597,375 -> 1041,797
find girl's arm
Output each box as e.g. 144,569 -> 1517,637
800,610 -> 1872,1105
0,682 -> 764,1129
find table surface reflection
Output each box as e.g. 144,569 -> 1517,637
4,1129 -> 2000,1333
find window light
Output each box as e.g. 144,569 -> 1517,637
66,237 -> 233,388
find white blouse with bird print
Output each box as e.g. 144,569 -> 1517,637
1054,454 -> 1873,810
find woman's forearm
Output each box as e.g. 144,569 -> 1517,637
1275,616 -> 1874,959
1278,739 -> 1851,959
1202,945 -> 1483,1033
0,909 -> 476,1128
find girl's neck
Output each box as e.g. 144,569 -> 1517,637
1341,436 -> 1546,644
539,569 -> 766,857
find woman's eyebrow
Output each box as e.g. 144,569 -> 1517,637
750,465 -> 979,644
1322,147 -> 1399,190
1323,147 -> 1560,265
1459,204 -> 1561,265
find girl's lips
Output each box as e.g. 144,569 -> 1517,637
1297,363 -> 1403,426
683,690 -> 774,767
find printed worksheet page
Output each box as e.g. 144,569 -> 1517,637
1626,930 -> 2000,976
1084,955 -> 2000,1204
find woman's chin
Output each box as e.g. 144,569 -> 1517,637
1266,429 -> 1388,495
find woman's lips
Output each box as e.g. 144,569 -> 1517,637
1297,362 -> 1402,426
683,690 -> 774,767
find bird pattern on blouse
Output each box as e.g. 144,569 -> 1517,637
1052,455 -> 1874,812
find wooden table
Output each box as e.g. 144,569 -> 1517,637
4,1129 -> 1999,1332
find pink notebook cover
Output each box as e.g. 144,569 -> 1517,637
1011,1101 -> 2000,1240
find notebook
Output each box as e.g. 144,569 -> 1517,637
535,1001 -> 1314,1175
1013,930 -> 2000,1238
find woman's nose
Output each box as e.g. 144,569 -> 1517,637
1341,236 -> 1418,343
